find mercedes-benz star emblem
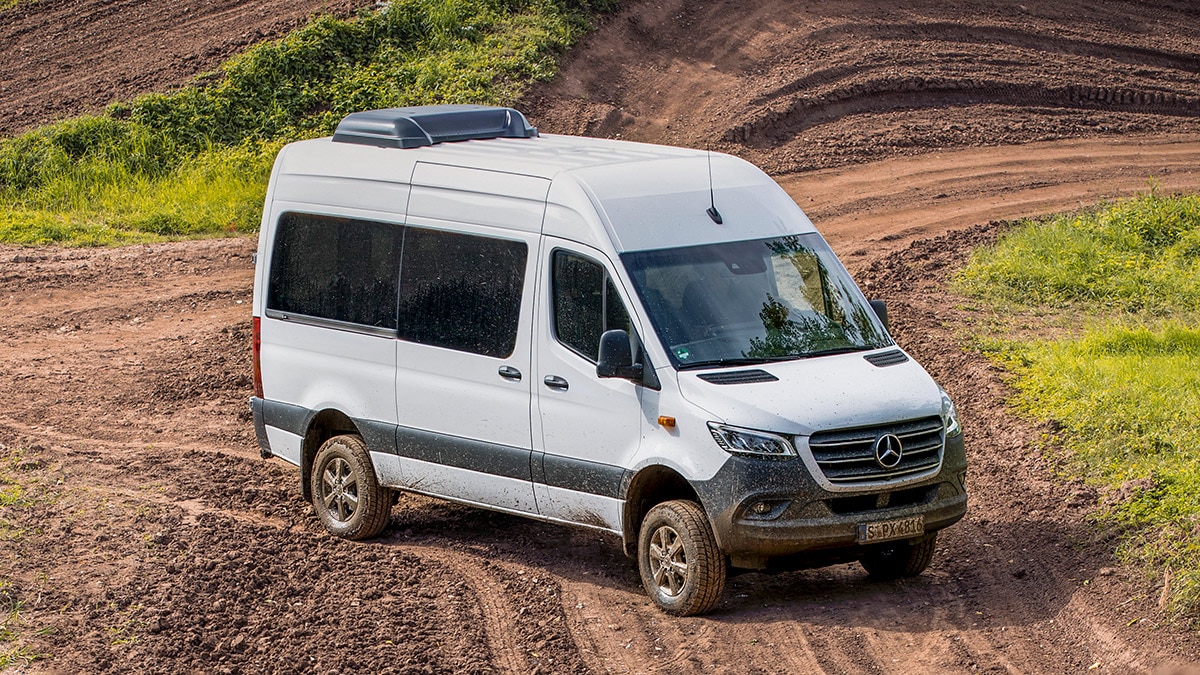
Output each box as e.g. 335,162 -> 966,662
873,433 -> 904,469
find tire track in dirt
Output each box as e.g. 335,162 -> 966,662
728,80 -> 1200,146
753,23 -> 1200,106
387,544 -> 531,674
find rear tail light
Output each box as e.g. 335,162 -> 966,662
252,316 -> 263,398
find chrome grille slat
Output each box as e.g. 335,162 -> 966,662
808,415 -> 945,485
826,463 -> 939,483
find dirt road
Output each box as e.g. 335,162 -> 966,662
3,0 -> 1200,672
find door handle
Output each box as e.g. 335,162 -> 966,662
543,375 -> 569,391
498,365 -> 522,381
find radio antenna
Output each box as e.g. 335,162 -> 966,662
706,148 -> 723,224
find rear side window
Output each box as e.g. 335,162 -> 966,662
398,227 -> 527,358
267,213 -> 402,328
553,251 -> 632,362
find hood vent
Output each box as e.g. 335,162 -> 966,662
864,349 -> 909,367
697,369 -> 779,385
332,105 -> 538,149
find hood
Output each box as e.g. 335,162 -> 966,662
675,349 -> 943,436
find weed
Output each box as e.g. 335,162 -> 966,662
958,191 -> 1200,621
0,580 -> 48,669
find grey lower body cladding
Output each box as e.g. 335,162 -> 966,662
249,397 -> 626,498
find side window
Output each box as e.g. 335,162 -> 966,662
397,227 -> 527,358
552,250 -> 632,362
266,212 -> 401,328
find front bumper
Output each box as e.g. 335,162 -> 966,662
693,432 -> 967,566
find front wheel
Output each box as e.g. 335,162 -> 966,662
859,532 -> 937,580
637,500 -> 726,616
310,435 -> 392,540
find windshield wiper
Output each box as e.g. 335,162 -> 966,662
678,356 -> 799,370
800,345 -> 874,359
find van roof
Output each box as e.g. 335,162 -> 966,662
275,130 -> 817,252
281,131 -> 707,179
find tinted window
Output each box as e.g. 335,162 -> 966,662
397,228 -> 527,358
553,251 -> 632,362
267,213 -> 401,328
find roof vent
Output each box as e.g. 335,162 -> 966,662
332,105 -> 538,149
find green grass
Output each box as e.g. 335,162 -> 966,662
956,191 -> 1200,622
956,191 -> 1200,314
0,451 -> 32,542
0,0 -> 613,246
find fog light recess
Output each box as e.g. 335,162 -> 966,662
744,499 -> 790,520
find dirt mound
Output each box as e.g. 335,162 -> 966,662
524,0 -> 1200,174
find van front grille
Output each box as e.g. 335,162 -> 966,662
807,416 -> 944,485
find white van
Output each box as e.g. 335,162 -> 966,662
250,105 -> 966,615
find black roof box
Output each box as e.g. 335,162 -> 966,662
331,105 -> 538,149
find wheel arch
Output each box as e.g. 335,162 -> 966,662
300,408 -> 362,501
621,464 -> 702,557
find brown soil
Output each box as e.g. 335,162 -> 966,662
3,0 -> 1200,673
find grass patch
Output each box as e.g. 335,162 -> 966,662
0,0 -> 613,246
0,448 -> 35,542
956,190 -> 1200,313
957,191 -> 1200,622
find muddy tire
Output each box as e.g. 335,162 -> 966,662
637,500 -> 726,616
860,532 -> 937,580
310,435 -> 391,540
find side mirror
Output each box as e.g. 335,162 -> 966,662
869,299 -> 889,332
597,330 -> 643,380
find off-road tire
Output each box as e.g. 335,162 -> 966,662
860,532 -> 938,580
310,435 -> 392,540
637,500 -> 726,616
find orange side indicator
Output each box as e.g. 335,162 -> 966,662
657,416 -> 676,428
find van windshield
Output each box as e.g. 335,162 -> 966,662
621,233 -> 891,369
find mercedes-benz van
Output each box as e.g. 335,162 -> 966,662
249,105 -> 967,615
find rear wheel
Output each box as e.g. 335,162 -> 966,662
310,434 -> 392,540
860,532 -> 937,580
637,500 -> 726,616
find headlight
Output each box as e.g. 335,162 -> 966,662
941,389 -> 962,437
708,423 -> 796,458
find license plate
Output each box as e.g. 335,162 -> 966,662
857,515 -> 925,544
